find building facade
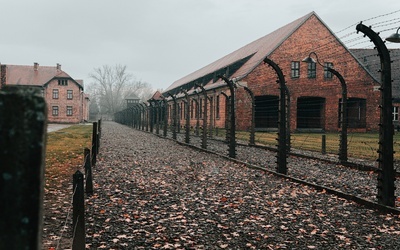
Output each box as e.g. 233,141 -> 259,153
0,63 -> 89,123
161,12 -> 382,132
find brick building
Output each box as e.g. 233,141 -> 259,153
350,48 -> 400,128
0,63 -> 89,123
162,11 -> 382,132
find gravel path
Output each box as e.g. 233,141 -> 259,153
84,122 -> 400,249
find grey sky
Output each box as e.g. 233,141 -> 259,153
1,0 -> 400,91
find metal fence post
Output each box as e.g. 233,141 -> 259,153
356,23 -> 395,206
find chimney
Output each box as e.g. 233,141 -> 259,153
56,63 -> 61,70
34,62 -> 39,71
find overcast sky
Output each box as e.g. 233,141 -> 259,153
1,0 -> 399,91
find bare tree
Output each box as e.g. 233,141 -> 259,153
88,65 -> 153,116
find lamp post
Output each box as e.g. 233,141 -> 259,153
302,52 -> 348,164
386,27 -> 400,43
356,24 -> 400,207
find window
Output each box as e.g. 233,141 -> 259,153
52,89 -> 59,99
67,90 -> 73,100
216,95 -> 220,119
324,62 -> 333,79
52,106 -> 59,116
58,79 -> 68,86
307,62 -> 316,78
291,61 -> 300,78
339,98 -> 366,128
67,106 -> 73,116
393,106 -> 399,121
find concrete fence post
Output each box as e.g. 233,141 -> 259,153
91,122 -> 98,166
0,87 -> 47,250
72,170 -> 85,250
84,148 -> 93,195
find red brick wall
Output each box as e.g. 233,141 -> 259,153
46,79 -> 83,123
239,15 -> 380,132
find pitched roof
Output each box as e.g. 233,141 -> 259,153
125,93 -> 140,100
4,63 -> 83,88
163,11 -> 315,94
149,90 -> 164,101
350,48 -> 400,99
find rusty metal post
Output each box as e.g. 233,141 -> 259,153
357,23 -> 395,206
321,134 -> 326,155
0,87 -> 47,250
264,58 -> 287,174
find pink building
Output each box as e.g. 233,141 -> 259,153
0,62 -> 89,123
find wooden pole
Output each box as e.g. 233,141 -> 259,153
72,170 -> 85,250
0,87 -> 47,250
84,148 -> 93,195
91,122 -> 98,166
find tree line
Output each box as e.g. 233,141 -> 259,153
86,65 -> 156,120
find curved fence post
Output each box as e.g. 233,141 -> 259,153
167,93 -> 178,140
356,23 -> 395,207
195,84 -> 208,149
181,89 -> 191,143
218,76 -> 236,158
264,58 -> 288,174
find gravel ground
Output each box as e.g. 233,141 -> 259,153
171,129 -> 400,203
76,122 -> 400,249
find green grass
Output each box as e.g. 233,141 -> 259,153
215,129 -> 400,161
45,125 -> 92,180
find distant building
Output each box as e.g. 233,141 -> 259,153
350,48 -> 400,127
0,62 -> 89,123
125,93 -> 141,108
